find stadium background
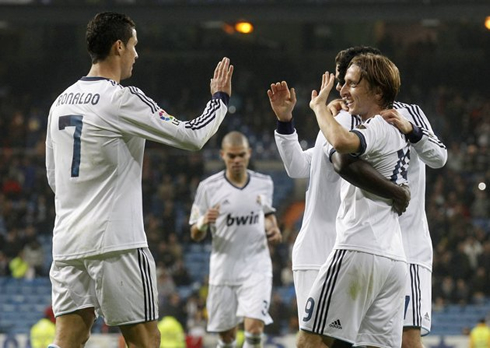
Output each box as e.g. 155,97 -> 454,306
0,1 -> 489,347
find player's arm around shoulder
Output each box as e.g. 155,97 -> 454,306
380,106 -> 447,168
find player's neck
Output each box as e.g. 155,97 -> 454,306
87,62 -> 122,83
226,171 -> 248,187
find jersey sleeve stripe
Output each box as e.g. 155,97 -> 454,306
185,99 -> 221,130
128,86 -> 159,113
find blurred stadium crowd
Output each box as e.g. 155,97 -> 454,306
0,15 -> 489,337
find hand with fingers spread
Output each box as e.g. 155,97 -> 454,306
309,71 -> 336,114
210,57 -> 234,97
267,81 -> 297,122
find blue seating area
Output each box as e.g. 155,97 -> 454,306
2,275 -> 490,336
0,277 -> 52,334
431,302 -> 490,336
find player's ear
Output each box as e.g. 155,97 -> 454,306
113,40 -> 124,56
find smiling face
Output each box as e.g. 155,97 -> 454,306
340,64 -> 383,120
120,28 -> 138,80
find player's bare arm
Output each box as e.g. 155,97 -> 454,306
310,72 -> 360,154
210,57 -> 234,97
190,205 -> 220,242
267,81 -> 296,122
331,152 -> 411,215
264,214 -> 282,244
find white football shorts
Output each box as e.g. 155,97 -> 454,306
50,247 -> 158,326
404,263 -> 432,335
293,269 -> 320,323
206,273 -> 273,332
300,249 -> 407,348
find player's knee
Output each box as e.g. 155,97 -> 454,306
219,330 -> 237,344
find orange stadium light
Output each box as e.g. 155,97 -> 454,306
234,21 -> 254,34
485,16 -> 490,30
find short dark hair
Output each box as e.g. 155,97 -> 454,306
86,12 -> 135,64
335,46 -> 381,86
349,53 -> 400,109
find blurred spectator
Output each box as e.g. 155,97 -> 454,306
160,292 -> 187,329
469,318 -> 490,348
158,316 -> 186,348
30,306 -> 56,348
157,266 -> 177,301
9,250 -> 29,278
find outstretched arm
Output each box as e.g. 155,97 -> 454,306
331,152 -> 410,215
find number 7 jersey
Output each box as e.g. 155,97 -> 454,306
46,76 -> 229,260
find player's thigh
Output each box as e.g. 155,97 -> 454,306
87,248 -> 159,326
119,320 -> 160,348
293,269 -> 319,322
207,284 -> 240,332
236,273 -> 273,326
243,317 -> 265,334
404,264 -> 432,336
296,330 -> 334,348
54,308 -> 95,347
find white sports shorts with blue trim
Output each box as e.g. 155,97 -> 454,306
50,247 -> 158,326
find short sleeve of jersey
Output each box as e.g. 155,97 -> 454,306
350,115 -> 402,156
189,182 -> 209,225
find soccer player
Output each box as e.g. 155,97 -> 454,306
189,131 -> 282,348
300,54 -> 409,347
268,46 -> 411,348
270,46 -> 447,348
45,12 -> 233,348
336,47 -> 447,348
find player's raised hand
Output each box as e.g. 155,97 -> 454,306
210,57 -> 234,97
267,81 -> 297,122
309,72 -> 336,113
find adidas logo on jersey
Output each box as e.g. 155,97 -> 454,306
424,312 -> 431,322
329,319 -> 342,330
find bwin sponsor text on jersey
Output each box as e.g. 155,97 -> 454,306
226,211 -> 260,226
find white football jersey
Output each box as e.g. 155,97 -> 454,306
274,112 -> 361,270
46,77 -> 229,260
393,102 -> 447,270
189,170 -> 275,285
275,102 -> 446,270
333,115 -> 410,261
